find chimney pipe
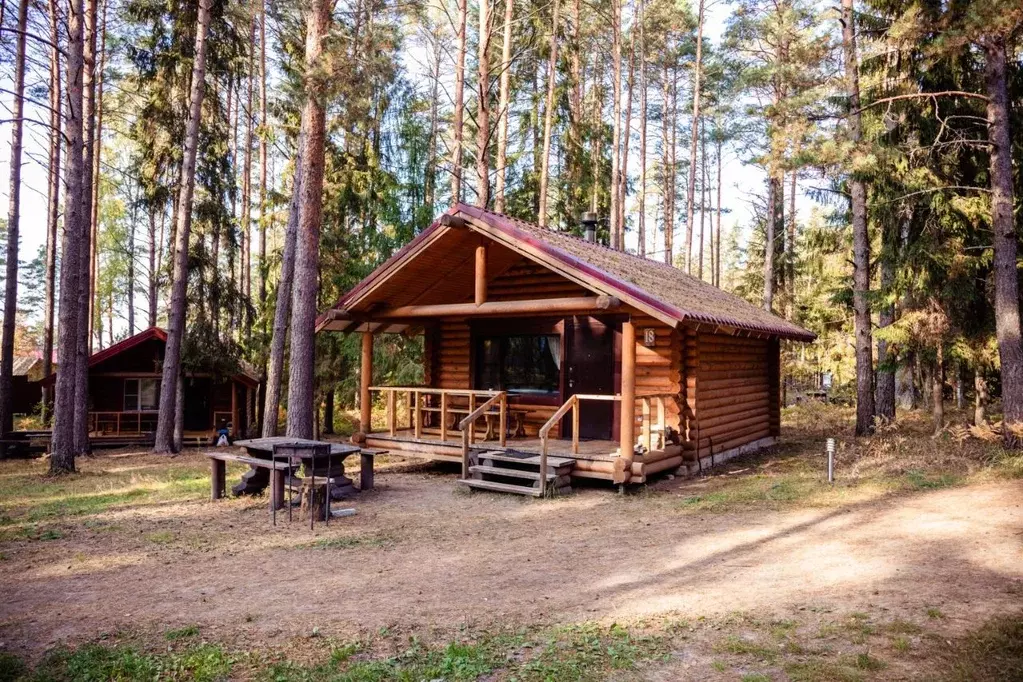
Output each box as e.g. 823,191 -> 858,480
581,211 -> 598,243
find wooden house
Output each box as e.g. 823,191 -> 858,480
12,356 -> 47,416
45,327 -> 258,440
317,204 -> 814,494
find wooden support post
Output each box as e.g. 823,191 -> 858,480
231,385 -> 238,437
656,397 -> 666,450
387,390 -> 396,436
414,391 -> 422,439
617,319 -> 637,484
406,390 -> 413,429
468,393 -> 476,444
211,458 -> 225,500
499,393 -> 507,446
475,242 -> 488,306
440,392 -> 449,441
360,332 -> 374,435
642,397 -> 652,452
571,398 -> 580,454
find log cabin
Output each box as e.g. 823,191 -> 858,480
316,204 -> 815,495
42,326 -> 258,443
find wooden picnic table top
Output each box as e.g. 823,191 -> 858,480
233,436 -> 361,458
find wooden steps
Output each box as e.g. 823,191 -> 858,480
458,450 -> 575,497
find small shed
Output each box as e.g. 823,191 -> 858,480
12,356 -> 47,415
317,205 -> 814,489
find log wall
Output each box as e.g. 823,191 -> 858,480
683,329 -> 780,460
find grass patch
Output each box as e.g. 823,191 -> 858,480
715,635 -> 778,662
30,642 -> 232,682
943,612 -> 1023,682
304,534 -> 394,551
0,652 -> 26,682
786,659 -> 865,682
165,625 -> 201,641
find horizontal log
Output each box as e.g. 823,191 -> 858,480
697,412 -> 769,433
641,455 -> 684,477
379,296 -> 621,318
698,391 -> 771,410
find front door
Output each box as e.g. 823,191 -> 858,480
566,316 -> 615,440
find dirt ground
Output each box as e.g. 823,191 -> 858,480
1,448 -> 1021,668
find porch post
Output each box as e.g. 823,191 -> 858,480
616,318 -> 636,484
475,241 -> 488,306
359,331 -> 374,438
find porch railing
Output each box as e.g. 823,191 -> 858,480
367,387 -> 506,443
459,391 -> 507,479
537,392 -> 677,496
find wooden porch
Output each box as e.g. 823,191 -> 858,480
360,386 -> 686,489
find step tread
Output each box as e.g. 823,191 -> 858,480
476,451 -> 576,469
469,465 -> 556,481
457,478 -> 543,497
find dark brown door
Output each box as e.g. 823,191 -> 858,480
567,317 -> 615,440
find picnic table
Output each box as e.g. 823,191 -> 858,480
231,437 -> 362,499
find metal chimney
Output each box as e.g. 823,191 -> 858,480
581,211 -> 598,243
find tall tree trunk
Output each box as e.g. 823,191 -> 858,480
285,0 -> 330,439
494,0 -> 513,212
424,32 -> 441,212
88,0 -> 107,352
715,129 -> 722,287
261,131 -> 304,438
842,0 -> 874,436
451,0 -> 467,203
618,25 -> 635,244
698,118 -> 706,280
42,0 -> 62,425
153,0 -> 213,453
637,0 -> 646,256
50,0 -> 86,474
537,0 -> 560,227
74,0 -> 99,455
476,0 -> 492,208
128,199 -> 136,334
241,11 -> 255,342
258,0 -> 268,319
875,217 -> 900,423
784,168 -> 796,318
683,0 -> 705,273
661,60 -> 672,264
932,347 -> 944,435
148,208 -> 158,327
975,371 -> 988,425
762,176 -> 776,311
0,0 -> 29,441
984,36 -> 1023,446
608,0 -> 622,248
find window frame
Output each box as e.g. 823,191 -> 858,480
469,318 -> 565,406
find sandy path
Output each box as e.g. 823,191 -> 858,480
1,467 -> 1021,656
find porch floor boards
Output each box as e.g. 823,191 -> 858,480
366,428 -> 620,462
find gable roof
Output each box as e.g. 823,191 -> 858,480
13,356 -> 44,379
319,204 -> 815,342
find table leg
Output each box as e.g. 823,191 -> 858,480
271,469 -> 286,510
360,453 -> 374,490
211,459 -> 225,500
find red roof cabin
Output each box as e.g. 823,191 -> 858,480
317,205 -> 814,494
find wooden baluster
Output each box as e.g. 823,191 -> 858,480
387,390 -> 396,436
468,393 -> 476,444
413,391 -> 422,439
642,398 -> 652,452
540,435 -> 548,497
440,392 -> 449,441
571,397 -> 580,454
657,397 -> 666,449
499,393 -> 507,447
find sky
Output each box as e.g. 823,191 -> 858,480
0,0 -> 826,339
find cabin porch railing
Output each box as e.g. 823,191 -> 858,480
458,391 -> 507,479
366,386 -> 507,444
537,392 -> 677,495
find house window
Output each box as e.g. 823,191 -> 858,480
124,378 -> 160,411
474,334 -> 561,397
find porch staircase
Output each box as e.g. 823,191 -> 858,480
458,450 -> 576,497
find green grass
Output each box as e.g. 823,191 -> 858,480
164,625 -> 200,641
943,612 -> 1023,682
0,652 -> 26,682
24,642 -> 232,682
305,534 -> 394,551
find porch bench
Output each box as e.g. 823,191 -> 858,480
417,406 -> 528,440
204,452 -> 292,507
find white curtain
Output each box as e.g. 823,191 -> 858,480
547,335 -> 561,369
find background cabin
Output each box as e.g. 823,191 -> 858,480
11,356 -> 47,416
44,327 -> 257,442
317,204 -> 814,491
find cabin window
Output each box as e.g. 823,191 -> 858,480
124,378 -> 160,411
474,334 -> 561,397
